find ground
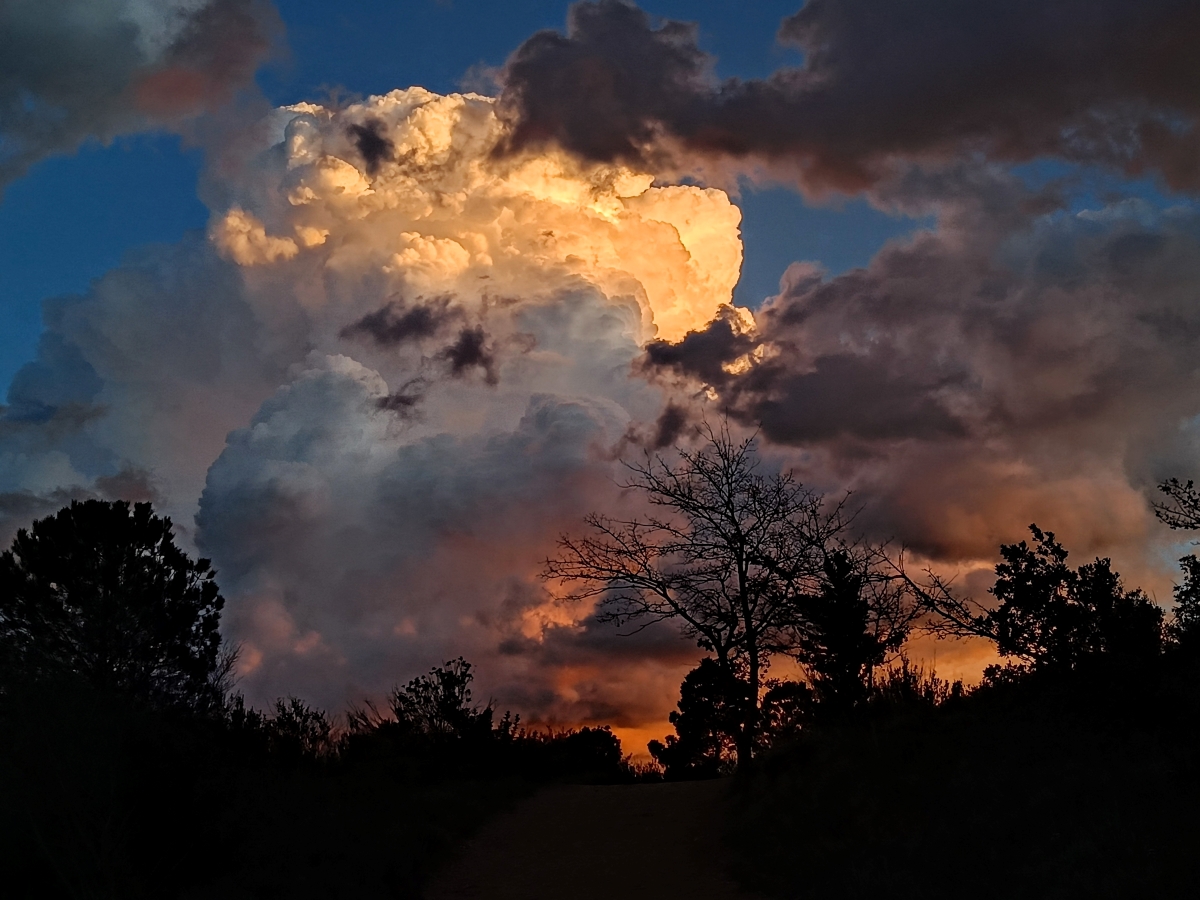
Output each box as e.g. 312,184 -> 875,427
426,780 -> 759,900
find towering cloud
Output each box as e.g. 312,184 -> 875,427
1,86 -> 744,732
0,0 -> 279,188
498,0 -> 1200,191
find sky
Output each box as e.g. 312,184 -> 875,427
3,0 -> 1200,750
0,0 -> 919,390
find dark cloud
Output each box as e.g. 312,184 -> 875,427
440,326 -> 499,385
651,402 -> 688,449
497,0 -> 712,166
739,353 -> 966,444
347,118 -> 395,176
643,171 -> 1200,561
498,0 -> 1200,190
376,380 -> 427,418
642,305 -> 757,386
0,0 -> 280,189
0,487 -> 91,548
94,467 -> 159,504
340,295 -> 458,346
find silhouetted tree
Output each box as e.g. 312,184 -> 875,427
990,526 -> 1162,668
265,697 -> 335,761
910,525 -> 1162,671
869,655 -> 963,709
1154,478 -> 1200,530
0,500 -> 226,710
759,678 -> 814,745
649,658 -> 750,778
1169,555 -> 1200,653
530,725 -> 627,779
545,421 -> 844,763
1151,483 -> 1200,656
787,547 -> 917,715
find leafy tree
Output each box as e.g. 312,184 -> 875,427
390,656 -> 496,738
648,658 -> 750,778
264,697 -> 335,761
912,525 -> 1163,671
1169,555 -> 1200,652
1150,485 -> 1200,655
788,548 -> 916,715
990,526 -> 1162,668
759,678 -> 814,744
545,421 -> 843,763
530,725 -> 627,778
0,500 -> 226,710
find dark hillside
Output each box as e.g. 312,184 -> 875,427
728,661 -> 1200,900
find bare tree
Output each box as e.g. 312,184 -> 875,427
1155,478 -> 1200,531
543,421 -> 844,763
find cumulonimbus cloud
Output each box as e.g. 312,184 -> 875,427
497,0 -> 1200,192
0,0 -> 280,189
0,87 -> 745,733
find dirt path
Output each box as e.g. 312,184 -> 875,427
425,780 -> 760,900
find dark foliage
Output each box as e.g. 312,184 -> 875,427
911,524 -> 1165,672
789,548 -> 914,716
724,524 -> 1200,898
343,658 -> 632,784
987,525 -> 1163,669
0,681 -> 525,900
545,420 -> 848,764
1170,555 -> 1200,652
0,655 -> 638,900
0,499 -> 226,711
649,658 -> 750,779
729,658 -> 1200,899
758,678 -> 814,745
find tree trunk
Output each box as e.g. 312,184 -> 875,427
741,634 -> 759,766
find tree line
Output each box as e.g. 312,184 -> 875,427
7,423 -> 1200,895
545,419 -> 1200,777
0,498 -> 629,774
6,424 -> 1200,776
0,500 -> 642,900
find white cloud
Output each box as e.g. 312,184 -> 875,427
1,87 -> 743,737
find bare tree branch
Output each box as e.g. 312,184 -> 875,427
1155,478 -> 1200,532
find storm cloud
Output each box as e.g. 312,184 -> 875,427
644,166 -> 1200,578
498,0 -> 1200,191
0,0 -> 279,189
0,87 -> 742,729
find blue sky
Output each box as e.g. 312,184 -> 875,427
0,0 -> 923,391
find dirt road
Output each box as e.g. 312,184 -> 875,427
425,780 -> 760,900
